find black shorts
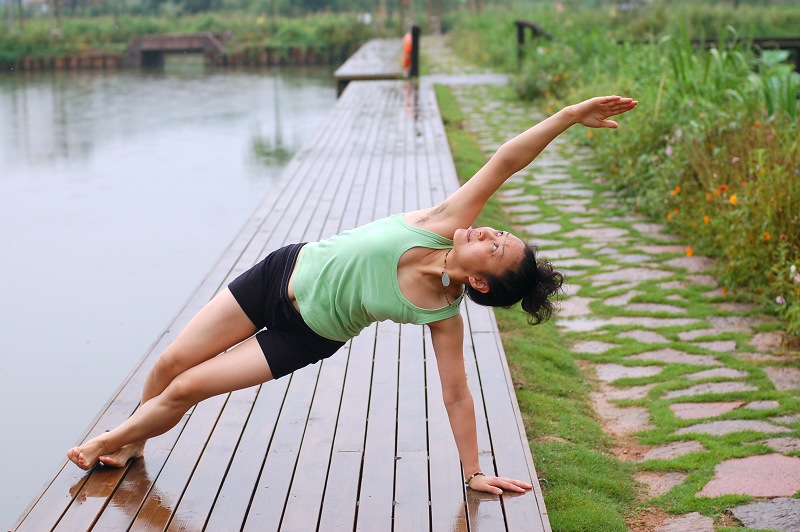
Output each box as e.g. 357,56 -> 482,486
228,242 -> 345,379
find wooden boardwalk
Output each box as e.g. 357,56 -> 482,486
333,39 -> 405,95
12,80 -> 550,532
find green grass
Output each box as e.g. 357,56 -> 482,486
435,82 -> 638,531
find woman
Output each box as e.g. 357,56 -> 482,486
68,95 -> 637,495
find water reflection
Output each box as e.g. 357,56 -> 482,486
0,64 -> 336,526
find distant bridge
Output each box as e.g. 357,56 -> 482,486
123,32 -> 225,68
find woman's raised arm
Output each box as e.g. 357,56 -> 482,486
408,96 -> 637,236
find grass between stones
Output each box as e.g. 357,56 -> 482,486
434,81 -> 800,531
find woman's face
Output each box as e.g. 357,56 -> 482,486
453,226 -> 526,284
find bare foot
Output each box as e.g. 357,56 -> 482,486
67,438 -> 110,471
98,441 -> 145,468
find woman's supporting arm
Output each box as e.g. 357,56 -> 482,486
428,315 -> 532,494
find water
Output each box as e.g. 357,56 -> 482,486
0,57 -> 336,526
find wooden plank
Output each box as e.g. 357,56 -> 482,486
164,386 -> 259,531
393,324 -> 431,532
466,301 -> 550,532
316,326 -> 377,530
129,394 -> 228,530
424,328 -> 468,532
333,39 -> 404,80
241,364 -> 322,531
278,340 -> 349,530
202,377 -> 291,531
354,321 -> 400,530
460,308 -> 508,532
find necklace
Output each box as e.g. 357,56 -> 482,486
442,249 -> 453,306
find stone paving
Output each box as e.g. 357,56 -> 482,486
422,35 -> 800,531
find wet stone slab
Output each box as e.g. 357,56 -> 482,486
590,392 -> 653,436
629,348 -> 722,367
749,331 -> 785,352
618,330 -> 669,344
557,258 -> 603,268
694,340 -> 737,353
684,368 -> 749,381
669,401 -> 745,420
631,222 -> 668,236
572,340 -> 616,354
591,267 -> 672,283
636,245 -> 687,254
655,512 -> 714,532
698,454 -> 800,498
559,296 -> 595,317
728,498 -> 800,532
663,256 -> 717,273
675,420 -> 790,436
678,328 -> 729,341
664,381 -> 758,399
641,440 -> 706,462
771,413 -> 800,425
538,247 -> 579,259
626,303 -> 688,314
745,400 -> 780,410
595,363 -> 663,382
635,471 -> 687,498
522,222 -> 562,235
763,366 -> 800,391
687,274 -> 718,287
564,227 -> 629,240
609,317 -> 701,329
749,437 -> 800,453
605,383 -> 657,401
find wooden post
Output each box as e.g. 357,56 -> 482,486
410,23 -> 420,77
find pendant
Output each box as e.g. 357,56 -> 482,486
442,272 -> 450,287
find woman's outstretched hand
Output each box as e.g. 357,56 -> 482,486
467,474 -> 534,495
568,95 -> 638,129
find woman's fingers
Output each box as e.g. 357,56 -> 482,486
469,475 -> 534,494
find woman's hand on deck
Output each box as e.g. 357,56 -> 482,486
567,95 -> 638,129
467,474 -> 533,495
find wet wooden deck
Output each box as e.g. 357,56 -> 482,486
333,39 -> 405,95
12,80 -> 550,532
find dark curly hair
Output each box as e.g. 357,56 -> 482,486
465,244 -> 563,325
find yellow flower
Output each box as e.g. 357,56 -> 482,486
704,215 -> 710,225
729,195 -> 738,205
686,247 -> 694,257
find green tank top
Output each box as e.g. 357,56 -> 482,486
293,214 -> 463,341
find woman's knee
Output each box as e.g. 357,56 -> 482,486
161,375 -> 205,408
152,343 -> 193,383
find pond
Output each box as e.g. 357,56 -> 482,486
0,57 -> 336,526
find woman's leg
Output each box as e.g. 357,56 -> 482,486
68,288 -> 259,469
68,333 -> 273,470
69,337 -> 272,469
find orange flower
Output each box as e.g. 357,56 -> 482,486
704,215 -> 710,225
730,195 -> 738,205
671,185 -> 681,196
720,184 -> 728,192
770,199 -> 775,206
741,181 -> 748,188
685,246 -> 694,257
754,121 -> 761,128
706,192 -> 713,201
587,130 -> 594,139
722,286 -> 728,297
764,232 -> 771,240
